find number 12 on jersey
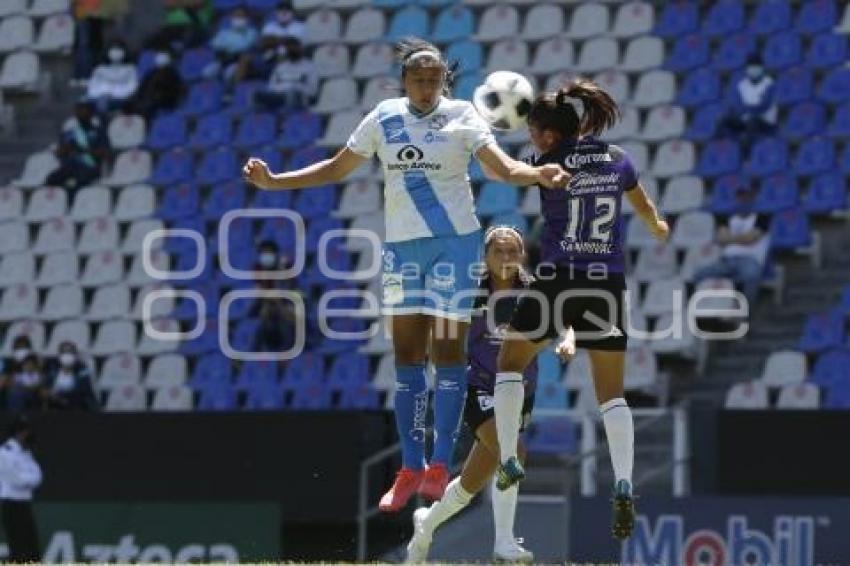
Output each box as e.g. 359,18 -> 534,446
564,195 -> 617,242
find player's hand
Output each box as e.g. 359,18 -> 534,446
243,158 -> 275,189
537,164 -> 570,189
650,218 -> 670,241
555,335 -> 576,362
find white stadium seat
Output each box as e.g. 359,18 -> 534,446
313,43 -> 350,79
316,110 -> 365,147
107,114 -> 145,150
91,319 -> 136,355
649,312 -> 699,356
626,215 -> 658,250
33,13 -> 74,53
694,277 -> 740,314
0,284 -> 38,321
105,384 -> 147,411
137,318 -> 180,355
776,384 -> 819,410
46,319 -> 90,354
70,185 -> 111,221
760,350 -> 807,388
563,349 -> 591,390
113,184 -> 155,221
126,250 -> 169,287
566,3 -> 610,40
639,105 -> 686,142
360,76 -> 399,111
145,353 -> 188,388
39,284 -> 83,320
313,77 -> 358,114
303,10 -> 342,46
0,187 -> 23,221
621,175 -> 658,215
28,0 -> 70,16
671,211 -> 715,249
619,141 -> 649,172
611,1 -> 654,38
100,150 -> 151,187
78,217 -> 119,254
641,277 -> 686,316
625,344 -> 658,392
486,39 -> 529,73
0,0 -> 27,18
0,50 -> 39,90
100,352 -> 142,389
593,71 -> 630,104
131,283 -> 175,320
632,70 -> 675,108
0,220 -> 29,254
2,320 -> 45,355
725,381 -> 769,409
633,243 -> 678,283
600,105 -> 639,142
345,210 -> 384,251
122,219 -> 164,254
521,186 -> 541,215
344,8 -> 385,44
360,318 -> 393,355
80,250 -> 123,286
12,150 -> 58,188
25,186 -> 67,221
619,36 -> 663,73
530,36 -> 574,75
0,252 -> 34,288
651,139 -> 695,178
351,43 -> 394,79
36,251 -> 77,287
521,4 -> 564,41
151,386 -> 193,411
661,175 -> 704,214
372,353 -> 397,390
575,37 -> 618,73
32,217 -> 75,254
681,243 -> 722,281
86,283 -> 131,321
0,16 -> 34,53
475,5 -> 519,42
333,180 -> 381,219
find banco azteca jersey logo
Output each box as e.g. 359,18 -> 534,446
396,144 -> 424,162
387,145 -> 442,171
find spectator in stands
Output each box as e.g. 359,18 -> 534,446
210,7 -> 259,80
5,355 -> 44,412
46,101 -> 110,191
254,39 -> 317,112
251,241 -> 298,352
145,0 -> 215,50
3,337 -> 33,377
231,2 -> 304,84
718,56 -> 777,151
693,183 -> 770,305
72,0 -> 130,84
42,342 -> 98,412
86,39 -> 139,114
132,49 -> 184,119
260,1 -> 305,43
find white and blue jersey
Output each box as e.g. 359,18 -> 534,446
346,96 -> 495,321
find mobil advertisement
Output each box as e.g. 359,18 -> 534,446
569,497 -> 850,565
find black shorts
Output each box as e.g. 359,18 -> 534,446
464,385 -> 535,439
510,265 -> 628,351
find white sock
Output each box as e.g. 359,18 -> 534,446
600,397 -> 634,484
491,479 -> 518,546
494,372 -> 524,462
421,477 -> 473,536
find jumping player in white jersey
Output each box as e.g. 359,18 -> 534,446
243,37 -> 568,512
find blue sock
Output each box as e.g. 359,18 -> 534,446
394,364 -> 428,470
431,365 -> 467,466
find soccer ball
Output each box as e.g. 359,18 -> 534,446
472,71 -> 535,132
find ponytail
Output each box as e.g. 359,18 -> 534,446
528,78 -> 620,138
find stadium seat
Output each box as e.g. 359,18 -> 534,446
158,183 -> 200,221
1,320 -> 45,355
203,181 -> 245,221
351,43 -> 393,79
234,112 -> 276,149
146,113 -> 187,151
575,37 -> 618,73
0,49 -> 39,90
0,252 -> 34,288
178,47 -> 215,83
343,7 -> 384,44
107,114 -> 145,151
634,243 -> 677,282
526,417 -> 577,455
78,217 -> 119,254
243,379 -> 285,411
625,344 -> 660,392
810,348 -> 850,387
12,150 -> 58,188
664,34 -> 709,72
100,353 -> 141,390
86,283 -> 131,321
806,32 -> 847,69
611,1 -> 654,38
387,5 -> 428,41
337,383 -> 380,410
746,137 -> 789,177
105,385 -> 147,412
562,349 -> 591,390
0,284 -> 37,321
151,386 -> 193,411
361,319 -> 393,355
311,44 -> 348,80
529,37 -> 573,75
282,351 -> 325,384
477,182 -> 519,217
823,382 -> 850,409
593,71 -> 630,105
293,183 -> 336,221
0,188 -> 23,222
235,360 -> 279,392
839,1 -> 850,32
632,70 -> 675,108
197,382 -> 238,411
799,310 -> 845,353
639,105 -> 684,143
485,39 -> 528,73
288,381 -> 333,411
759,350 -> 807,387
803,172 -> 847,214
149,149 -> 194,186
619,36 -> 663,73
313,77 -> 357,114
763,31 -> 802,70
101,149 -> 152,187
683,102 -> 724,141
32,217 -> 74,255
535,382 -> 568,411
520,3 -> 562,41
568,3 -> 610,40
80,250 -> 123,287
45,319 -> 87,354
661,175 -> 704,214
303,10 -> 341,45
278,110 -> 322,149
653,1 -> 698,38
792,137 -> 835,177
651,140 -> 694,178
432,5 -> 473,43
754,174 -> 798,213
196,147 -> 239,185
90,320 -> 136,355
795,0 -> 838,34
748,0 -> 791,35
0,16 -> 34,53
131,283 -> 175,320
445,40 -> 481,78
28,0 -> 70,16
671,211 -> 715,249
817,68 -> 850,104
327,351 -> 370,391
474,5 -> 518,42
711,33 -> 755,71
181,79 -> 224,116
188,112 -> 232,150
826,102 -> 850,139
725,381 -> 769,409
36,251 -> 77,287
360,76 -> 399,112
642,277 -> 686,316
145,353 -> 188,389
38,283 -> 82,320
696,140 -> 740,178
769,208 -> 812,249
32,13 -> 73,53
25,186 -> 66,221
70,185 -> 111,221
702,0 -> 744,36
332,181 -> 380,219
316,110 -> 363,147
774,66 -> 813,106
190,352 -> 233,390
776,383 -> 820,409
180,318 -> 220,356
676,67 -> 720,108
0,0 -> 26,17
602,106 -> 639,142
781,102 -> 826,140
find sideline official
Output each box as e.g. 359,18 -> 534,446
0,416 -> 42,563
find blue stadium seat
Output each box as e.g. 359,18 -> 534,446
817,68 -> 850,104
526,417 -> 578,455
174,248 -> 214,283
806,32 -> 847,69
236,360 -> 279,392
684,102 -> 725,141
792,137 -> 834,177
313,317 -> 366,354
337,383 -> 380,410
204,181 -> 247,220
746,137 -> 789,177
810,348 -> 850,387
213,0 -> 242,10
664,34 -> 710,72
191,352 -> 232,389
754,174 -> 798,213
179,47 -> 216,82
197,382 -> 238,411
676,68 -> 721,107
468,159 -> 486,183
305,217 -> 344,253
762,31 -> 802,70
244,379 -> 285,411
161,217 -> 205,254
534,382 -> 568,410
654,1 -> 699,38
774,67 -> 813,106
235,112 -> 276,149
158,183 -> 200,221
244,0 -> 278,10
445,40 -> 482,76
803,172 -> 847,214
149,149 -> 194,186
174,280 -> 220,321
431,5 -> 474,43
327,352 -> 370,391
137,49 -> 156,79
181,79 -> 224,116
477,182 -> 519,216
214,215 -> 254,254
387,5 -> 429,41
250,145 -> 283,173
452,74 -> 480,103
780,102 -> 826,140
258,217 -> 298,258
826,102 -> 850,138
695,140 -> 741,177
294,184 -> 337,220
799,310 -> 846,353
769,208 -> 812,249
748,0 -> 792,35
146,113 -> 187,150
711,32 -> 755,71
253,186 -> 292,210
289,146 -> 328,170
218,268 -> 257,304
189,112 -> 232,150
840,286 -> 850,315
181,318 -> 221,356
840,145 -> 850,175
824,382 -> 850,409
709,175 -> 745,214
278,111 -> 321,149
283,352 -> 325,384
795,0 -> 838,35
196,148 -> 239,185
226,80 -> 264,117
417,0 -> 455,6
536,349 -> 562,385
373,0 -> 407,7
288,381 -> 333,411
702,0 -> 744,36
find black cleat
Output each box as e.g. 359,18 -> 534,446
496,456 -> 525,491
611,479 -> 636,540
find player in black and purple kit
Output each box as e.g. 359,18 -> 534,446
490,79 -> 670,541
406,226 -> 575,564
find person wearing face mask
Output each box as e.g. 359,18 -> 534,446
692,182 -> 771,306
5,356 -> 43,412
0,415 -> 42,564
254,38 -> 317,112
47,100 -> 111,192
86,39 -> 139,115
249,241 -> 299,353
261,1 -> 305,43
132,49 -> 184,120
3,337 -> 33,378
718,56 -> 777,151
211,7 -> 258,78
43,342 -> 98,412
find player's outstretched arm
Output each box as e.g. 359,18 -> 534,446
625,183 -> 669,241
475,144 -> 569,189
243,147 -> 366,191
